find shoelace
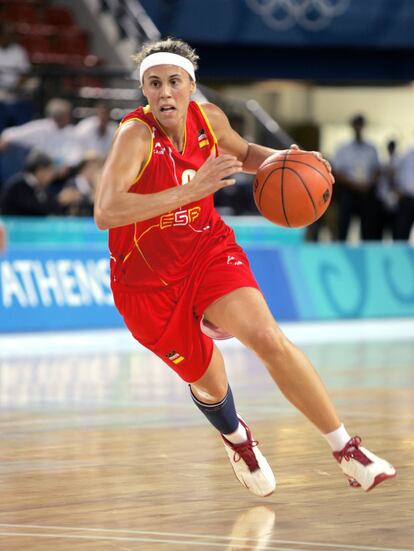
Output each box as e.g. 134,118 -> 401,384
341,436 -> 372,466
232,439 -> 260,472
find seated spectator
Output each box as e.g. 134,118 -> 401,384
0,22 -> 31,100
0,150 -> 82,216
0,21 -> 33,131
63,153 -> 103,216
75,102 -> 117,159
0,98 -> 83,180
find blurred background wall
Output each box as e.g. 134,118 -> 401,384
1,0 -> 414,331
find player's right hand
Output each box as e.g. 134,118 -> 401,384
189,153 -> 242,200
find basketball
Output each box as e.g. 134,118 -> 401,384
253,149 -> 333,228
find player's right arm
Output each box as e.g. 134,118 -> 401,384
94,120 -> 241,230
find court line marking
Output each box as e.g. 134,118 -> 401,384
0,524 -> 411,551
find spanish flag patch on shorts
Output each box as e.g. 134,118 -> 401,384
166,350 -> 185,364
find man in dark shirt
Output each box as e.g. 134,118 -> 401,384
1,150 -> 80,215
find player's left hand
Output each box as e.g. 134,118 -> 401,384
289,144 -> 335,185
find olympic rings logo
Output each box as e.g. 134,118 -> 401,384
246,0 -> 351,31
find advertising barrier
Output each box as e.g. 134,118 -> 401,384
0,247 -> 121,332
250,244 -> 414,321
1,240 -> 413,332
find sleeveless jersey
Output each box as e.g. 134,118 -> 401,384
109,101 -> 234,290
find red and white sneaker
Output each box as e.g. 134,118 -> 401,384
333,436 -> 396,491
221,416 -> 276,497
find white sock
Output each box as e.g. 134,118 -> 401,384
224,422 -> 248,444
323,424 -> 351,452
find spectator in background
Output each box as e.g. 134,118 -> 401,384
0,22 -> 30,99
0,150 -> 82,216
75,102 -> 117,159
393,144 -> 414,240
0,98 -> 83,180
63,153 -> 103,216
332,114 -> 381,241
0,21 -> 32,131
373,139 -> 399,240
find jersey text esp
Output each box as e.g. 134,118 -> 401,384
109,101 -> 234,290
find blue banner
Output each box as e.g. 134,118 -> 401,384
273,244 -> 414,320
0,248 -> 122,332
140,0 -> 414,48
1,242 -> 413,332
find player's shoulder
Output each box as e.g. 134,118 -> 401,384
116,117 -> 152,144
197,102 -> 229,138
199,102 -> 227,122
107,118 -> 152,165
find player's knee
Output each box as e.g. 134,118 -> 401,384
252,327 -> 290,365
190,382 -> 228,404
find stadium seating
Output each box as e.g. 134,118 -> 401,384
2,0 -> 97,68
43,5 -> 74,27
4,2 -> 39,25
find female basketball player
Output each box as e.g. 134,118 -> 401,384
94,38 -> 395,496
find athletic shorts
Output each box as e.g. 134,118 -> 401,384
111,243 -> 259,383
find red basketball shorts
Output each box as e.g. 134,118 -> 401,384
112,243 -> 259,383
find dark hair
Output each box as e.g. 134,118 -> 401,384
133,37 -> 199,71
25,150 -> 53,172
350,114 -> 366,127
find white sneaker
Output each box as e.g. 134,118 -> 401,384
221,416 -> 276,497
333,436 -> 396,491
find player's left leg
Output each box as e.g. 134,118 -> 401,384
203,287 -> 396,491
190,345 -> 276,497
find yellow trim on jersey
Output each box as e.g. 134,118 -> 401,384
196,102 -> 219,150
136,242 -> 168,287
143,104 -> 151,114
122,222 -> 157,265
122,245 -> 134,264
118,116 -> 154,190
156,117 -> 187,156
128,223 -> 169,286
134,223 -> 159,247
181,123 -> 187,155
122,223 -> 168,286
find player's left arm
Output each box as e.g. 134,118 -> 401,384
203,103 -> 333,181
203,102 -> 275,173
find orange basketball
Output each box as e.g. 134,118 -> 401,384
253,149 -> 333,228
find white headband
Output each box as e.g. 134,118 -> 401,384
139,52 -> 196,83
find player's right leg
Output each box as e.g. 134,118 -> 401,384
190,345 -> 276,497
203,287 -> 396,491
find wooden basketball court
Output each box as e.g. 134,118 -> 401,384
0,328 -> 413,550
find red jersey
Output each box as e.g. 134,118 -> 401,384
109,101 -> 234,290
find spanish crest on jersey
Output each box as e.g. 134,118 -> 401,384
109,101 -> 229,290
